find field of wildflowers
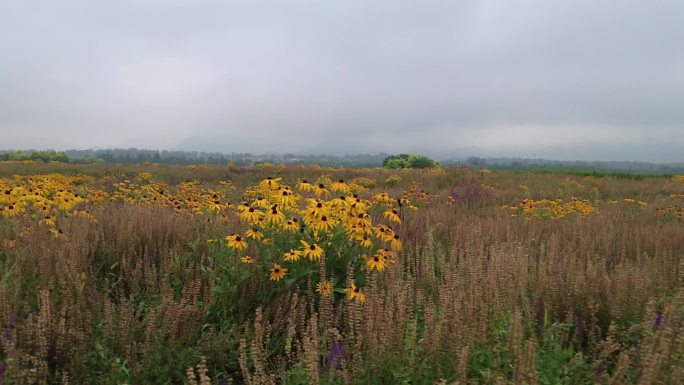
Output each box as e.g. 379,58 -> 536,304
1,161 -> 684,384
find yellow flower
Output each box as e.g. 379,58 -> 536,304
239,207 -> 264,223
331,179 -> 351,194
300,240 -> 324,261
284,249 -> 303,262
377,248 -> 396,263
356,234 -> 373,248
241,256 -> 255,264
245,227 -> 264,241
225,234 -> 248,251
206,197 -> 223,212
313,183 -> 330,198
253,197 -> 270,210
383,208 -> 401,224
265,207 -> 286,226
365,254 -> 386,272
270,263 -> 287,281
259,177 -> 282,190
373,225 -> 395,242
1,239 -> 17,248
305,199 -> 330,220
390,234 -> 402,251
312,215 -> 336,233
1,204 -> 21,218
346,282 -> 366,304
296,179 -> 314,192
276,189 -> 298,208
316,280 -> 333,297
283,219 -> 300,232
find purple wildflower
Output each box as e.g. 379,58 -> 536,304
323,340 -> 345,371
654,312 -> 664,330
8,314 -> 17,328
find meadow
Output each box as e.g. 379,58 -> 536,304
1,161 -> 684,384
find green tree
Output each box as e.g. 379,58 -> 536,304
382,154 -> 437,169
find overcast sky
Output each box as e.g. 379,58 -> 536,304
1,1 -> 683,161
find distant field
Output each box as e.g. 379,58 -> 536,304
1,162 -> 684,384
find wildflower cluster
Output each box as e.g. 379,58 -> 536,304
622,198 -> 648,208
112,176 -> 234,216
0,174 -> 104,235
656,205 -> 684,220
503,197 -> 597,220
214,175 -> 418,303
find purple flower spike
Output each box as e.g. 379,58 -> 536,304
323,340 -> 345,371
654,312 -> 664,330
8,314 -> 17,328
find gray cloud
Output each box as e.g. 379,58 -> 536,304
1,0 -> 683,161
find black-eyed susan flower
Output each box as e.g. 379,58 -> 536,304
225,234 -> 248,251
284,249 -> 303,262
253,197 -> 270,209
314,183 -> 330,198
296,179 -> 314,192
390,234 -> 402,251
265,207 -> 286,226
316,280 -> 333,297
312,215 -> 336,233
276,189 -> 298,208
365,254 -> 386,272
270,263 -> 287,281
331,179 -> 351,194
301,240 -> 324,261
207,199 -> 223,212
2,204 -> 20,218
305,199 -> 329,220
239,207 -> 263,223
346,282 -> 366,304
259,177 -> 282,190
283,219 -> 299,232
240,256 -> 255,264
245,228 -> 264,241
357,234 -> 373,248
383,208 -> 401,224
